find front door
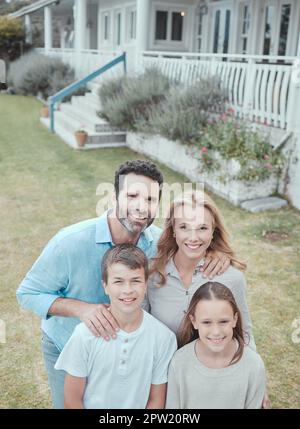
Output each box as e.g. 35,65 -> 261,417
212,5 -> 232,54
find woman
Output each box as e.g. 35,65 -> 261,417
144,190 -> 256,350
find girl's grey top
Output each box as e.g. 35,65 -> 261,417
143,258 -> 256,350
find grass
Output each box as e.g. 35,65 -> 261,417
0,94 -> 299,408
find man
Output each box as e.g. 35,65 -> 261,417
17,160 -> 229,408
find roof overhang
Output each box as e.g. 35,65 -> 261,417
9,0 -> 60,18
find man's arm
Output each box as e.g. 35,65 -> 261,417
201,250 -> 231,279
146,384 -> 167,409
64,374 -> 86,409
48,298 -> 119,339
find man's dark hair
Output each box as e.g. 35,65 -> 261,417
114,160 -> 164,199
101,244 -> 149,284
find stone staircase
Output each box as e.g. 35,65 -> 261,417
40,81 -> 127,150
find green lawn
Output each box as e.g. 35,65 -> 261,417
0,94 -> 299,408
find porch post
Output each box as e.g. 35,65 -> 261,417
44,6 -> 53,52
25,14 -> 32,45
136,0 -> 150,71
74,0 -> 87,51
286,60 -> 300,209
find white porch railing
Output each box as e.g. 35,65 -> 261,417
35,48 -> 125,83
140,51 -> 298,130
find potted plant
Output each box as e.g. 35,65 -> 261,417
40,104 -> 49,118
75,125 -> 88,147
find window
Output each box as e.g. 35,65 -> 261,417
196,12 -> 204,52
154,8 -> 186,44
240,4 -> 250,54
223,10 -> 230,54
130,10 -> 136,40
171,12 -> 183,41
104,13 -> 109,41
213,10 -> 220,53
278,4 -> 291,56
116,12 -> 121,46
155,11 -> 168,40
263,5 -> 275,55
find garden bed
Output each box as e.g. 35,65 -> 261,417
126,132 -> 278,206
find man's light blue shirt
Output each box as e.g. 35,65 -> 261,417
16,211 -> 162,351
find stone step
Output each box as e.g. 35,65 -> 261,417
87,81 -> 102,94
85,91 -> 101,104
59,103 -> 101,131
40,116 -> 126,149
59,102 -> 124,134
71,96 -> 101,118
240,197 -> 288,213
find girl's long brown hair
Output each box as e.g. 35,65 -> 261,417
151,191 -> 246,286
178,282 -> 246,365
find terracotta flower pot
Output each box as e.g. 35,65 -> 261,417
75,131 -> 88,147
40,106 -> 49,118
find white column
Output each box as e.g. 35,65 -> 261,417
74,0 -> 87,51
44,6 -> 53,51
25,14 -> 32,44
287,61 -> 300,209
136,0 -> 150,71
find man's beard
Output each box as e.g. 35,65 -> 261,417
116,202 -> 155,235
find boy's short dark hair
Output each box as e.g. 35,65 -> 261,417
114,160 -> 164,199
101,244 -> 149,284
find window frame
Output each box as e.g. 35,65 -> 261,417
151,3 -> 188,50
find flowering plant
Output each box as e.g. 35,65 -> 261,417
193,111 -> 285,182
76,125 -> 87,134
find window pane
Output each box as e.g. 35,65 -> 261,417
104,15 -> 109,40
130,10 -> 136,39
263,5 -> 275,55
155,11 -> 167,40
213,10 -> 220,53
242,37 -> 247,54
278,4 -> 291,56
171,12 -> 183,41
223,10 -> 231,53
242,5 -> 250,34
117,13 -> 121,45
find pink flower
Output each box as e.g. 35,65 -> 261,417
227,107 -> 235,114
265,163 -> 273,170
207,118 -> 214,125
264,154 -> 270,160
201,147 -> 208,154
220,113 -> 227,121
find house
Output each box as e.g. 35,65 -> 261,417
9,0 -> 300,209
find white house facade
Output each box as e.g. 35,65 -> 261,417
9,0 -> 300,209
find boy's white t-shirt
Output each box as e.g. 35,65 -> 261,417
55,310 -> 177,409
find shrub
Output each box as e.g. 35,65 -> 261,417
98,67 -> 170,130
0,16 -> 29,63
144,76 -> 227,142
194,113 -> 286,182
8,52 -> 83,99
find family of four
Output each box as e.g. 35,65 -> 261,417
17,160 -> 267,409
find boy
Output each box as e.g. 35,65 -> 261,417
55,244 -> 177,409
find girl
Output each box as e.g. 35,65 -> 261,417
146,191 -> 256,349
166,282 -> 266,409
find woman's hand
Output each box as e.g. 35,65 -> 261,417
80,303 -> 119,340
201,250 -> 231,279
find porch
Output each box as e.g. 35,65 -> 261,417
36,47 -> 300,132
